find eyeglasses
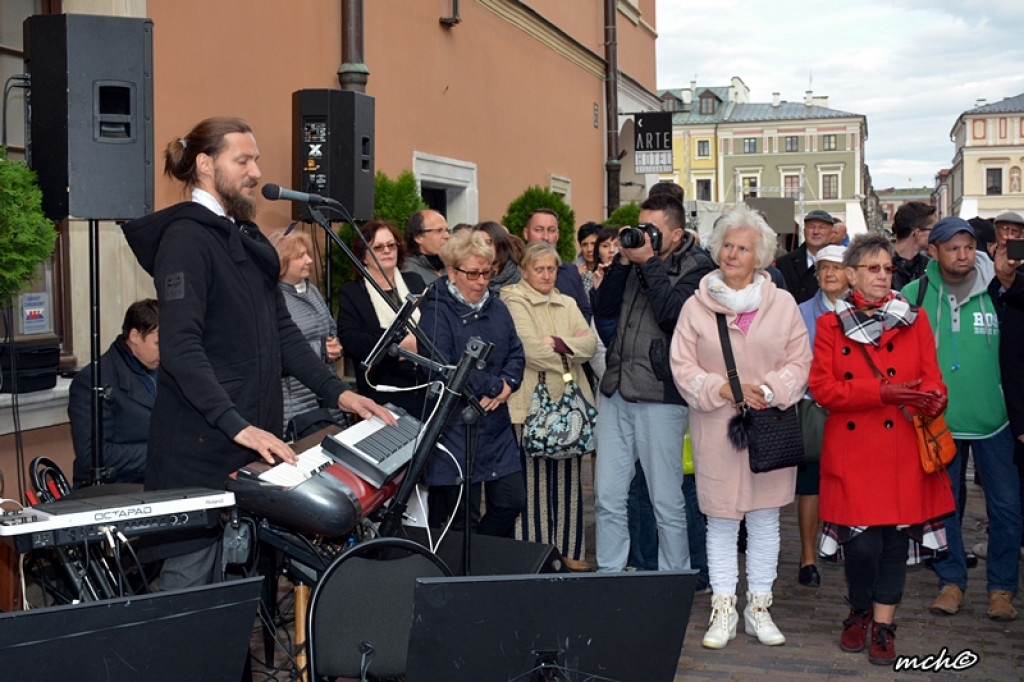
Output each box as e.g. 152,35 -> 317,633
853,264 -> 896,274
996,224 -> 1024,237
371,241 -> 399,253
453,266 -> 496,281
422,227 -> 451,235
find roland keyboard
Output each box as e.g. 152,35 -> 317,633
320,403 -> 423,488
0,488 -> 235,553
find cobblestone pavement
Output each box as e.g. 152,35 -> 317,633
577,456 -> 1024,681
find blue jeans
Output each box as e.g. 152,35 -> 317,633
628,469 -> 709,588
932,427 -> 1022,594
683,473 -> 709,588
594,391 -> 689,572
627,462 -> 658,570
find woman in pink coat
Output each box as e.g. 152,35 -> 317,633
671,205 -> 811,650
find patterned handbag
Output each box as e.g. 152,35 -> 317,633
522,355 -> 597,460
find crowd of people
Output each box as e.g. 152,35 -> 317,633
66,117 -> 1023,669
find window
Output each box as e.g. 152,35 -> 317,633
823,134 -> 837,151
987,168 -> 1003,195
699,94 -> 715,116
784,136 -> 798,152
742,177 -> 758,198
822,173 -> 839,200
743,138 -> 756,154
696,179 -> 711,201
696,140 -> 710,158
783,175 -> 801,199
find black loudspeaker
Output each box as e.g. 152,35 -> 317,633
405,528 -> 568,576
292,89 -> 374,223
23,14 -> 154,222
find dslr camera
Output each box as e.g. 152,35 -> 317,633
619,222 -> 663,252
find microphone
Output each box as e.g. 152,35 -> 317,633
261,183 -> 339,207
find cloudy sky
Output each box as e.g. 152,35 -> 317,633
655,0 -> 1024,190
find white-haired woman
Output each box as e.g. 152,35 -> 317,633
670,205 -> 811,649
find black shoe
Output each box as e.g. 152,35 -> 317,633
966,553 -> 978,569
798,564 -> 821,587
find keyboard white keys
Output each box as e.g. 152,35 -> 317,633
258,446 -> 333,488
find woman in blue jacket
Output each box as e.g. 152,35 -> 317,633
419,230 -> 526,537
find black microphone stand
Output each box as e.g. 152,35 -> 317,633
299,201 -> 489,573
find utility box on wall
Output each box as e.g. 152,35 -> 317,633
292,89 -> 375,223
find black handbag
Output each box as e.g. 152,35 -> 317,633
716,313 -> 805,473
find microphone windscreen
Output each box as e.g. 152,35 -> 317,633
261,183 -> 282,200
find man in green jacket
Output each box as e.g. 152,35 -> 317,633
902,217 -> 1022,621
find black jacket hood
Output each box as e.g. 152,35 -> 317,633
121,202 -> 277,289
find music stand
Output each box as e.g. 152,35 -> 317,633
405,571 -> 697,682
0,576 -> 262,680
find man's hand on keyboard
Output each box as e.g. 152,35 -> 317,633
234,426 -> 298,466
339,391 -> 398,426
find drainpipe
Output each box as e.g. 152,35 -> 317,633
339,0 -> 369,91
604,0 -> 620,216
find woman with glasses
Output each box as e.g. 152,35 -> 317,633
502,241 -> 597,570
336,219 -> 427,416
810,232 -> 953,665
419,230 -> 526,536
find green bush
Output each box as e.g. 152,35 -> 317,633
605,202 -> 640,228
502,186 -> 576,262
0,147 -> 57,303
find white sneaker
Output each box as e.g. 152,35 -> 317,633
973,542 -> 987,559
744,592 -> 786,646
702,594 -> 738,649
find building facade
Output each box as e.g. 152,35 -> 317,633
947,93 -> 1024,218
0,0 -> 658,500
656,81 -> 870,234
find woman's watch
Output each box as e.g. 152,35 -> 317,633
759,384 -> 774,403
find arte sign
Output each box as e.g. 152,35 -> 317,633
634,112 -> 673,173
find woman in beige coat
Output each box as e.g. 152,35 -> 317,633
502,241 -> 597,569
670,205 -> 811,650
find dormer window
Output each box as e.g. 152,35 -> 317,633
699,92 -> 716,116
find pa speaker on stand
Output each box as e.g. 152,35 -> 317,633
23,13 -> 154,222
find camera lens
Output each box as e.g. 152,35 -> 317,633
619,227 -> 643,249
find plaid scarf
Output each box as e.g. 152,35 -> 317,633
833,289 -> 917,346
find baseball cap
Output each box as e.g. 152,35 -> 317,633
814,244 -> 846,264
928,216 -> 976,244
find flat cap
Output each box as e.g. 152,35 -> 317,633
994,211 -> 1024,227
804,209 -> 834,225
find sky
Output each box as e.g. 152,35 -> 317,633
655,0 -> 1024,190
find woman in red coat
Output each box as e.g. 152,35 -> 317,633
810,233 -> 954,665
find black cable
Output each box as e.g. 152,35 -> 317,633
2,73 -> 30,148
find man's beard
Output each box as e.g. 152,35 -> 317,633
214,168 -> 258,223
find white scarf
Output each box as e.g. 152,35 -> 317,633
364,272 -> 420,328
707,271 -> 765,313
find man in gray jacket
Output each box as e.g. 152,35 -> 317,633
404,209 -> 449,283
591,193 -> 714,572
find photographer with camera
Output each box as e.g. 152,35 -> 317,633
591,193 -> 714,572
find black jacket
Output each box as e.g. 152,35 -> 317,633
336,272 -> 428,417
775,244 -> 819,304
593,233 -> 714,404
122,203 -> 351,495
988,270 -> 1024,466
68,338 -> 155,488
